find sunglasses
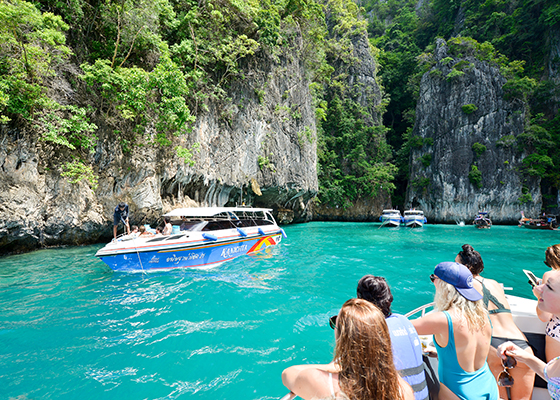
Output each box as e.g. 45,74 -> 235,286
430,274 -> 437,283
329,315 -> 337,330
497,355 -> 516,387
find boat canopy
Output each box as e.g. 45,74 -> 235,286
163,207 -> 273,218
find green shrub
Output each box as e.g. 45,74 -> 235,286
462,104 -> 478,114
446,69 -> 465,80
468,165 -> 482,188
421,153 -> 432,167
496,135 -> 517,147
61,159 -> 98,190
472,142 -> 487,157
412,176 -> 430,188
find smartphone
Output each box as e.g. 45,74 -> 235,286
523,269 -> 540,288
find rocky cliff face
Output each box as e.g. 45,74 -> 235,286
0,32 -> 317,254
406,39 -> 541,224
312,13 -> 391,221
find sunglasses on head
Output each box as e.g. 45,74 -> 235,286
430,274 -> 437,283
329,315 -> 337,330
497,355 -> 516,387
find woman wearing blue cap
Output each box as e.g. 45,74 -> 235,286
411,262 -> 498,400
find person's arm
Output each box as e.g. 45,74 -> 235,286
546,334 -> 560,362
497,341 -> 547,381
411,311 -> 448,336
281,365 -> 334,400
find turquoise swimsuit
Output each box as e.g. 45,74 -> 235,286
434,311 -> 498,400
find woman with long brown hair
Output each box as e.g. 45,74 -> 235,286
457,244 -> 535,399
281,298 -> 414,400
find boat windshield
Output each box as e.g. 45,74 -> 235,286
173,211 -> 276,232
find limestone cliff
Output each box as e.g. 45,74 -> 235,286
406,39 -> 541,224
312,9 -> 391,221
0,34 -> 317,254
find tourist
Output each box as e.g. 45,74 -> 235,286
356,275 -> 429,400
113,202 -> 130,239
497,341 -> 560,399
456,244 -> 535,399
155,225 -> 164,235
138,225 -> 154,237
282,298 -> 414,400
162,216 -> 173,235
411,262 -> 498,400
534,267 -> 560,361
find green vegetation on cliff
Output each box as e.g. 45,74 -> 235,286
363,0 -> 559,208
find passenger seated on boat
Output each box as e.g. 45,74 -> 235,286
281,299 -> 414,400
497,341 -> 560,399
456,244 -> 535,400
533,267 -> 560,362
138,225 -> 154,237
162,217 -> 173,235
411,262 -> 499,400
356,275 -> 430,400
155,225 -> 164,235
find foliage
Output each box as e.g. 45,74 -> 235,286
258,155 -> 275,172
522,153 -> 554,178
176,142 -> 200,166
468,165 -> 482,188
61,159 -> 98,190
462,104 -> 478,114
316,0 -> 398,208
0,0 -> 71,121
472,142 -> 486,158
420,153 -> 432,168
36,105 -> 98,152
412,176 -> 430,188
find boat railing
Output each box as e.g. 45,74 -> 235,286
404,302 -> 435,319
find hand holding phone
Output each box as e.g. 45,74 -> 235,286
523,269 -> 540,288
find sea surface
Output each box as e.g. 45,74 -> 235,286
1,222 -> 558,400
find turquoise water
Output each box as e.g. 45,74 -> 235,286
1,222 -> 558,400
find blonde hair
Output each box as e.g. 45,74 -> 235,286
334,299 -> 403,400
434,279 -> 488,332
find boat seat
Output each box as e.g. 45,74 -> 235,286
524,332 -> 548,388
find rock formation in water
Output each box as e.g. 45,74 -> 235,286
0,32 -> 317,254
406,39 -> 541,224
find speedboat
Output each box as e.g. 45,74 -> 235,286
95,207 -> 285,272
473,211 -> 492,229
379,209 -> 403,227
403,209 -> 427,228
406,294 -> 549,400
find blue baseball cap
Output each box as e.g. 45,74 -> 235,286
434,262 -> 482,302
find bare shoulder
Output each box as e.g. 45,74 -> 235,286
412,311 -> 448,335
483,277 -> 505,292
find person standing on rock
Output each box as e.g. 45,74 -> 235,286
113,202 -> 130,239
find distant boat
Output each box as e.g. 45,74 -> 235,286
379,209 -> 402,227
520,213 -> 558,230
403,209 -> 426,228
473,211 -> 492,229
